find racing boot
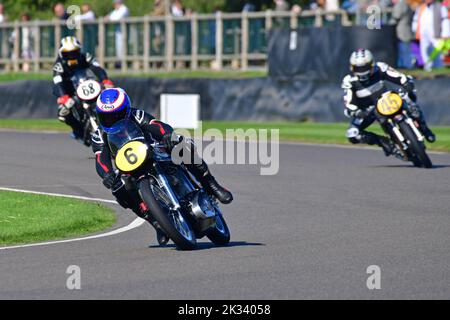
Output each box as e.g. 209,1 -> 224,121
377,136 -> 395,157
408,105 -> 436,143
187,161 -> 233,204
418,122 -> 436,143
360,131 -> 394,157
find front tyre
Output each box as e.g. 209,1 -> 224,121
138,178 -> 197,250
398,121 -> 432,168
206,212 -> 231,246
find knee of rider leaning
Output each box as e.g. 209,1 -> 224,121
346,128 -> 360,144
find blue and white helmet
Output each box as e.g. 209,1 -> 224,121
96,88 -> 131,133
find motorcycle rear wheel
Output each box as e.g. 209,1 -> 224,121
206,213 -> 231,246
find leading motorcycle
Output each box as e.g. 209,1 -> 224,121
108,119 -> 231,250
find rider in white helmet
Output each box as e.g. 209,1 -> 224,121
342,49 -> 435,156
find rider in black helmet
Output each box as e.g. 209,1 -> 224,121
53,36 -> 114,142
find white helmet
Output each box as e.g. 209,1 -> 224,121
349,49 -> 375,81
58,36 -> 82,66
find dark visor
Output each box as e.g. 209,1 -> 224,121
98,108 -> 128,129
352,64 -> 372,74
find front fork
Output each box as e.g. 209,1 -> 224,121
144,163 -> 182,212
83,102 -> 99,132
381,112 -> 424,151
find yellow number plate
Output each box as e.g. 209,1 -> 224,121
377,92 -> 403,116
115,141 -> 148,172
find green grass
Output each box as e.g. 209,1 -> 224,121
0,191 -> 116,246
198,121 -> 450,152
0,70 -> 267,83
1,119 -> 449,152
0,67 -> 448,83
0,119 -> 70,132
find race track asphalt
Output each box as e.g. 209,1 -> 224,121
0,131 -> 450,299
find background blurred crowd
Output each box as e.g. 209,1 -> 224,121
0,0 -> 448,72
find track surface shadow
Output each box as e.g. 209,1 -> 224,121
148,241 -> 265,250
369,164 -> 450,169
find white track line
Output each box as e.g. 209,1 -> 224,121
0,187 -> 146,251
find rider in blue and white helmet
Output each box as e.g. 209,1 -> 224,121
96,88 -> 131,132
93,88 -> 233,246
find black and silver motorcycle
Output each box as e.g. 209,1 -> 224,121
374,89 -> 432,168
108,119 -> 231,250
70,69 -> 102,146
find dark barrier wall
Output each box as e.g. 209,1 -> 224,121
268,26 -> 398,82
1,77 -> 449,125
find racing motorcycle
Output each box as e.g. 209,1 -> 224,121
70,69 -> 102,146
374,89 -> 432,168
108,119 -> 231,250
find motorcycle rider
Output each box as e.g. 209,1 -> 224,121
92,88 -> 233,245
341,49 -> 436,157
53,36 -> 114,143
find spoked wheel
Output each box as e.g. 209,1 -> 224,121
206,206 -> 231,246
138,178 -> 197,250
399,122 -> 432,168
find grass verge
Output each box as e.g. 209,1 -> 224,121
0,190 -> 116,246
0,119 -> 449,152
0,68 -> 448,83
0,70 -> 267,83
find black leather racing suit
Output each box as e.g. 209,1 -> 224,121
91,108 -> 216,218
341,62 -> 432,149
53,52 -> 110,138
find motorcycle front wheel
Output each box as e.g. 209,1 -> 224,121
398,121 -> 432,168
138,178 -> 197,250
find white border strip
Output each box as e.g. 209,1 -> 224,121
0,187 -> 146,251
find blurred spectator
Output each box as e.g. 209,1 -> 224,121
20,13 -> 34,72
341,0 -> 358,13
291,4 -> 302,14
391,0 -> 415,68
325,0 -> 340,22
151,0 -> 166,57
0,3 -> 6,23
152,0 -> 166,16
75,3 -> 96,22
76,4 -> 97,56
311,0 -> 340,23
54,3 -> 69,20
9,13 -> 35,71
243,2 -> 256,12
412,0 -> 450,70
171,0 -> 185,16
274,0 -> 289,11
171,0 -> 187,63
409,0 -> 424,67
106,0 -> 130,68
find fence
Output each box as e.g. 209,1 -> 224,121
0,9 -> 393,73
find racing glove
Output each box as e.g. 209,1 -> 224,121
57,95 -> 76,109
102,79 -> 114,89
354,108 -> 371,119
161,133 -> 183,152
102,171 -> 121,190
